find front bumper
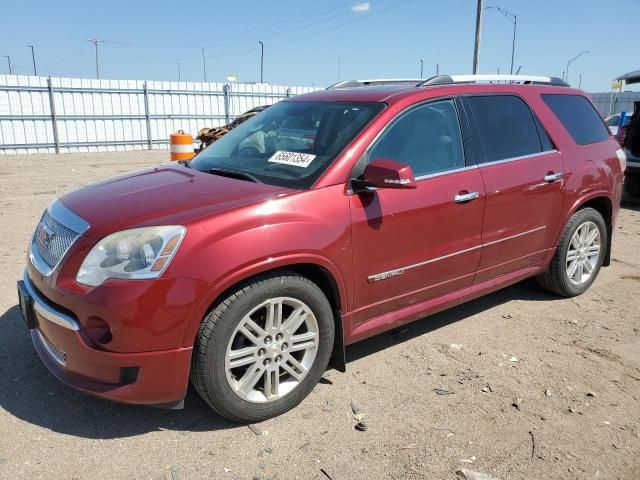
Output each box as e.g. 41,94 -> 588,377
18,271 -> 193,406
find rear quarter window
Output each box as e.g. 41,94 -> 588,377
542,94 -> 610,146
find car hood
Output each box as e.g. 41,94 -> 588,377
59,164 -> 293,238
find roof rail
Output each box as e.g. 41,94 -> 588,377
419,74 -> 569,87
327,78 -> 423,89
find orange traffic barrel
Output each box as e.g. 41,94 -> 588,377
170,130 -> 194,161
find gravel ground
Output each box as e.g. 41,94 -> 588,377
0,151 -> 639,480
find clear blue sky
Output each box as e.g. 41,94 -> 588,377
2,0 -> 639,92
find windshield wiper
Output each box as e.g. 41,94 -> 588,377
208,167 -> 262,183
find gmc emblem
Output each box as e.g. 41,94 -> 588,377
37,224 -> 56,248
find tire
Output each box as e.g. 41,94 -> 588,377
191,271 -> 335,423
537,207 -> 607,297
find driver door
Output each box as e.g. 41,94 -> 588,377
349,99 -> 485,325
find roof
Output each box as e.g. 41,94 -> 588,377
289,75 -> 575,104
616,70 -> 640,85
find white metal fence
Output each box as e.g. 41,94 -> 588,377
592,91 -> 640,118
0,75 -> 319,155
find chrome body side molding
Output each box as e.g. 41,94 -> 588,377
367,226 -> 547,283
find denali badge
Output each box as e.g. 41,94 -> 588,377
368,269 -> 404,283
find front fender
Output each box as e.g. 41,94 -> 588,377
174,184 -> 352,347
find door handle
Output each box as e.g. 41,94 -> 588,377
454,191 -> 480,203
544,172 -> 563,182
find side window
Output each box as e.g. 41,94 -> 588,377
542,94 -> 610,145
467,95 -> 543,163
534,115 -> 555,152
368,99 -> 465,177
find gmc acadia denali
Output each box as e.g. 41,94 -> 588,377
17,75 -> 625,422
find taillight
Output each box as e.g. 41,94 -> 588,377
616,148 -> 627,172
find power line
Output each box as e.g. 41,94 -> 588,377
103,0 -> 348,49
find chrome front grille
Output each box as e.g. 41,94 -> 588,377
30,200 -> 89,276
34,210 -> 79,268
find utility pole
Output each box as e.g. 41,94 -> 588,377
578,73 -> 582,89
472,0 -> 484,74
3,55 -> 11,74
565,50 -> 589,85
420,59 -> 424,79
338,54 -> 341,81
201,48 -> 207,82
436,63 -> 439,75
177,61 -> 181,81
87,38 -> 103,79
258,41 -> 264,83
27,45 -> 37,76
485,6 -> 517,75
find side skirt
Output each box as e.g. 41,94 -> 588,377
346,265 -> 544,345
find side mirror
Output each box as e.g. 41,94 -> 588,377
357,158 -> 417,191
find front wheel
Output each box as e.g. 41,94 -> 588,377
537,207 -> 607,297
191,271 -> 335,422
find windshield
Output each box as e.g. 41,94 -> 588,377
190,101 -> 385,188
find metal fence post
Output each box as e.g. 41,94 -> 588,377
47,77 -> 60,154
143,81 -> 153,150
223,83 -> 231,123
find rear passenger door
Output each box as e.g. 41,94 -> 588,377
463,94 -> 565,282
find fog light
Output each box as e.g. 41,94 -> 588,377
85,316 -> 113,345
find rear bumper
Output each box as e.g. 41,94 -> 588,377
19,271 -> 192,406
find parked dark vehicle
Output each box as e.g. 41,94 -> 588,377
17,75 -> 624,422
612,70 -> 640,199
620,107 -> 640,198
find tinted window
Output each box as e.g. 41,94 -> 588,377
534,115 -> 555,151
467,95 -> 542,163
542,94 -> 610,145
368,99 -> 465,177
191,101 -> 384,189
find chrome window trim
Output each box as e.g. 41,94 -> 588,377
367,226 -> 547,283
477,149 -> 558,168
23,270 -> 80,331
414,163 -> 479,181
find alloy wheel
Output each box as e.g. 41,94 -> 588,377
224,297 -> 319,403
566,221 -> 601,286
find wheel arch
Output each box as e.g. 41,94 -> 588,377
567,193 -> 613,266
183,257 -> 348,372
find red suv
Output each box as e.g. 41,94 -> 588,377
17,75 -> 625,422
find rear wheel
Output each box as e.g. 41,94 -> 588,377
537,208 -> 607,297
191,271 -> 334,422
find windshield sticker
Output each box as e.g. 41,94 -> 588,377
268,151 -> 316,168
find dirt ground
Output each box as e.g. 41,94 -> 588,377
0,151 -> 639,480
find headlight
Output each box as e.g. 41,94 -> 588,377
76,226 -> 186,287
